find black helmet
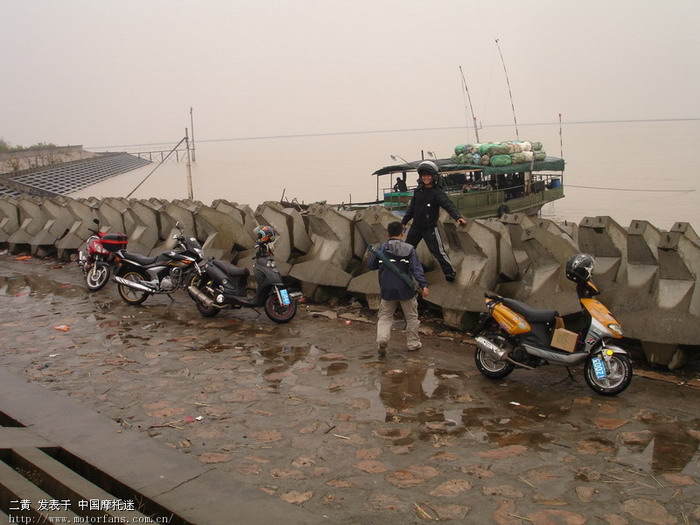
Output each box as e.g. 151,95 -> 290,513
417,160 -> 440,184
566,253 -> 594,283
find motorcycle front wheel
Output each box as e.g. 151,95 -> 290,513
264,291 -> 297,323
86,262 -> 111,291
584,353 -> 632,396
474,332 -> 515,379
117,270 -> 151,305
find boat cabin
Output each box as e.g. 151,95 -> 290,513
373,155 -> 565,219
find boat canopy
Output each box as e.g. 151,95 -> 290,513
372,156 -> 565,177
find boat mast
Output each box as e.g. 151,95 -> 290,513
495,38 -> 519,140
459,66 -> 480,143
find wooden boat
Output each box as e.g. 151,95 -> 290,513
369,153 -> 565,218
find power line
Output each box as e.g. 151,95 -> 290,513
86,117 -> 700,150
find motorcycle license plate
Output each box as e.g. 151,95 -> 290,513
279,288 -> 291,306
592,357 -> 606,379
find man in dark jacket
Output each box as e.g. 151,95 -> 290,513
367,221 -> 429,356
401,160 -> 467,281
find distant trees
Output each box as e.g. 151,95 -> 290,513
0,138 -> 58,152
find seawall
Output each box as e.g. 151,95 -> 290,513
0,194 -> 697,370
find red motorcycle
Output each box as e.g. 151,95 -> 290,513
77,219 -> 128,291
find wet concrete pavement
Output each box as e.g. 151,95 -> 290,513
1,253 -> 700,524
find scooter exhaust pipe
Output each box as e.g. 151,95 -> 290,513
187,285 -> 221,308
114,276 -> 155,293
475,336 -> 508,360
475,336 -> 536,370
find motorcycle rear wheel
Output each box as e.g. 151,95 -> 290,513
474,332 -> 515,379
194,278 -> 220,318
584,353 -> 632,396
86,262 -> 111,291
117,270 -> 150,305
264,291 -> 297,323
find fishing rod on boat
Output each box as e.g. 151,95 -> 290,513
495,38 -> 519,140
459,66 -> 481,143
559,113 -> 564,158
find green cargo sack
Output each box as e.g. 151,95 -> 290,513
510,152 -> 527,164
490,154 -> 512,167
487,144 -> 510,156
534,151 -> 546,161
530,141 -> 543,151
478,142 -> 499,156
454,144 -> 469,155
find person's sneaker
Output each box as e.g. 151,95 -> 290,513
377,340 -> 388,356
407,343 -> 422,352
445,273 -> 456,282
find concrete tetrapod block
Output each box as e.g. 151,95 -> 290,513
94,199 -> 126,234
119,200 -> 158,257
609,222 -> 698,367
211,200 -> 257,252
0,197 -> 19,243
194,204 -> 238,259
124,200 -> 160,254
281,205 -> 312,256
28,197 -> 76,257
534,217 -> 580,248
301,203 -> 353,269
577,216 -> 627,286
54,198 -> 96,258
501,215 -> 580,314
289,260 -> 352,289
425,219 -> 503,329
657,224 -> 700,317
150,202 -> 197,255
479,217 -> 519,282
7,196 -> 48,252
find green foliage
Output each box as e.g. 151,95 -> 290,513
0,137 -> 58,152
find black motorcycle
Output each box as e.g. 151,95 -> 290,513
187,239 -> 299,323
113,222 -> 205,305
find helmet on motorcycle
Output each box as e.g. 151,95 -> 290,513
566,253 -> 594,283
417,160 -> 440,183
254,225 -> 277,244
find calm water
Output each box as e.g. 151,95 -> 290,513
76,120 -> 700,231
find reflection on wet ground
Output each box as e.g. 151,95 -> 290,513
0,272 -> 85,299
2,255 -> 700,522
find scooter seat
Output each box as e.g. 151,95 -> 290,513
502,297 -> 558,324
121,251 -> 159,266
211,258 -> 249,279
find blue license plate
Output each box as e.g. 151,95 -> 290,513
280,288 -> 290,306
592,357 -> 606,379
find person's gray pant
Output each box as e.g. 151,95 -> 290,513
377,297 -> 421,350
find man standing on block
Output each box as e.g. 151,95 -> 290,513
401,160 -> 467,282
367,221 -> 429,356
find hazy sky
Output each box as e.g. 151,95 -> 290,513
3,0 -> 700,151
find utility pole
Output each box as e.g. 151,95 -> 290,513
185,128 -> 193,200
190,107 -> 196,162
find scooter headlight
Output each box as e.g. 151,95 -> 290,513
607,323 -> 623,338
266,260 -> 276,268
216,294 -> 225,304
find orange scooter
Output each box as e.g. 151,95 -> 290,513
471,254 -> 632,396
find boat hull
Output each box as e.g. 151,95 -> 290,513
380,185 -> 564,219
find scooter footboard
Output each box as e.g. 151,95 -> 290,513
521,344 -> 589,366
